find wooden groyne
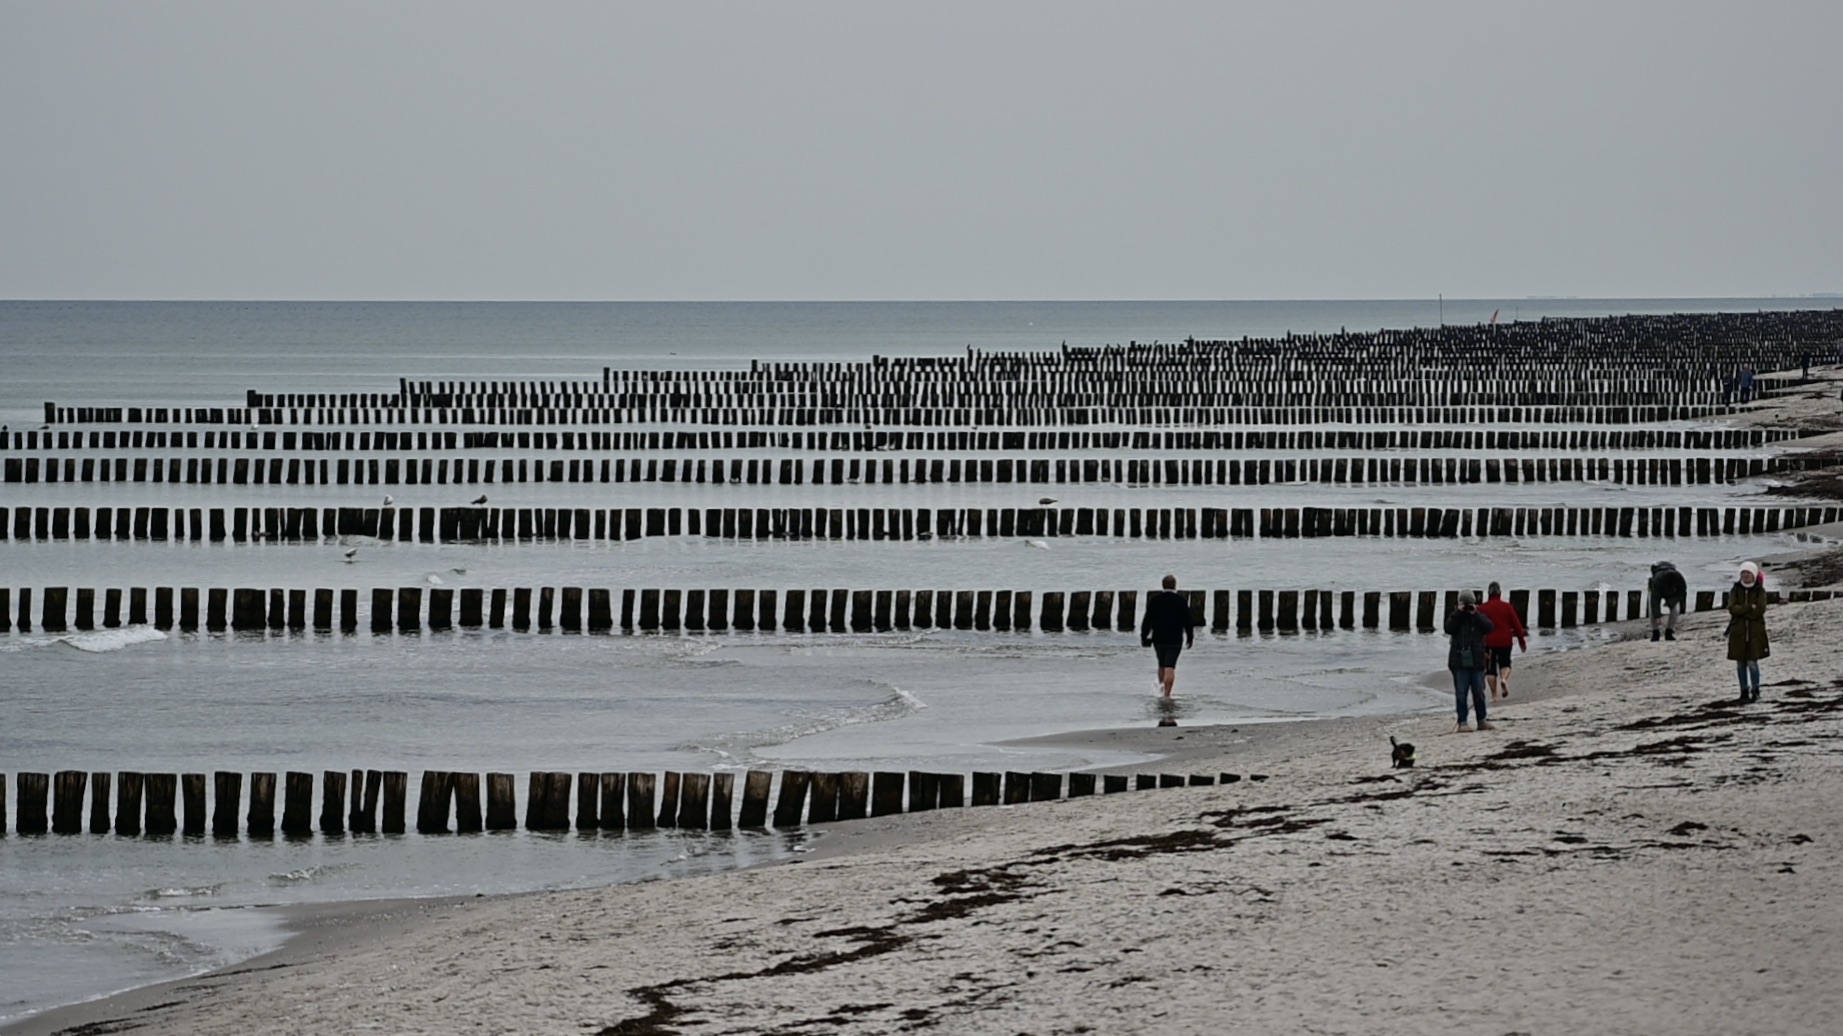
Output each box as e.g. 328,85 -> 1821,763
27,309 -> 1843,431
2,502 -> 1837,544
3,425 -> 1805,455
8,584 -> 1825,637
6,450 -> 1830,489
3,766 -> 1264,838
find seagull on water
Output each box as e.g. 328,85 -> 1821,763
1025,539 -> 1051,550
383,494 -> 394,507
1039,497 -> 1058,506
471,494 -> 489,505
343,548 -> 359,563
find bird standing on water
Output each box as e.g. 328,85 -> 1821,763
471,494 -> 489,505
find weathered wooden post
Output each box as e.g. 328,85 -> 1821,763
1416,591 -> 1437,631
656,772 -> 681,827
248,772 -> 278,836
936,766 -> 965,807
434,771 -> 474,833
567,771 -> 599,830
595,772 -> 626,831
820,771 -> 862,821
17,773 -> 51,834
626,772 -> 656,831
354,769 -> 382,833
380,771 -> 407,834
738,770 -> 772,828
1041,591 -> 1065,632
282,771 -> 315,836
88,771 -> 112,834
370,589 -> 393,634
114,772 -> 144,835
51,771 -> 86,834
415,771 -> 451,834
213,772 -> 242,836
807,772 -> 839,823
710,772 -> 735,831
907,771 -> 939,812
870,772 -> 905,816
485,772 -> 517,830
1102,774 -> 1129,793
971,771 -> 1001,806
321,770 -> 348,835
1068,773 -> 1097,797
1030,772 -> 1062,801
679,773 -> 711,829
182,773 -> 207,836
772,770 -> 810,827
1003,771 -> 1030,805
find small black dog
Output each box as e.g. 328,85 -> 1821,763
1390,735 -> 1416,769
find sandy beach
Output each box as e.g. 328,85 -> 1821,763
11,584 -> 1842,1035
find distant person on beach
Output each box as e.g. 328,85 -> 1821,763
1478,583 -> 1528,701
1648,561 -> 1688,642
1444,590 -> 1495,732
1141,574 -> 1195,699
1727,562 -> 1769,703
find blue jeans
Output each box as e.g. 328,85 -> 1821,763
1452,668 -> 1488,725
1736,660 -> 1761,693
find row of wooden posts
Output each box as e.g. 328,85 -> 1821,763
5,451 -> 1821,489
0,766 -> 1256,837
4,502 -> 1837,545
41,401 -> 1756,430
35,309 -> 1843,432
10,584 -> 1830,637
9,424 -> 1801,455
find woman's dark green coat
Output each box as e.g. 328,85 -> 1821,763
1727,582 -> 1769,662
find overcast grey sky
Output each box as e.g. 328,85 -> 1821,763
2,2 -> 1838,301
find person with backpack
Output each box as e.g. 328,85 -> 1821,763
1648,561 -> 1688,642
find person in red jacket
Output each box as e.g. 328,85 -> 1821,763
1477,582 -> 1529,701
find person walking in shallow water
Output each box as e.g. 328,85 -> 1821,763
1445,590 -> 1495,732
1140,574 -> 1195,699
1728,561 -> 1770,703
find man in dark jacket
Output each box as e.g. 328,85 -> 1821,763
1648,561 -> 1688,642
1445,590 -> 1496,733
1140,574 -> 1195,699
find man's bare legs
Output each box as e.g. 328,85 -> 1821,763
1158,666 -> 1176,698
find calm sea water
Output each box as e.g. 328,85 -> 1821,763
0,298 -> 1833,1025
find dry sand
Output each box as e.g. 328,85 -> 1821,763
13,596 -> 1843,1036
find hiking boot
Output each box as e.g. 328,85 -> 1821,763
1651,629 -> 1661,642
1664,629 -> 1676,641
